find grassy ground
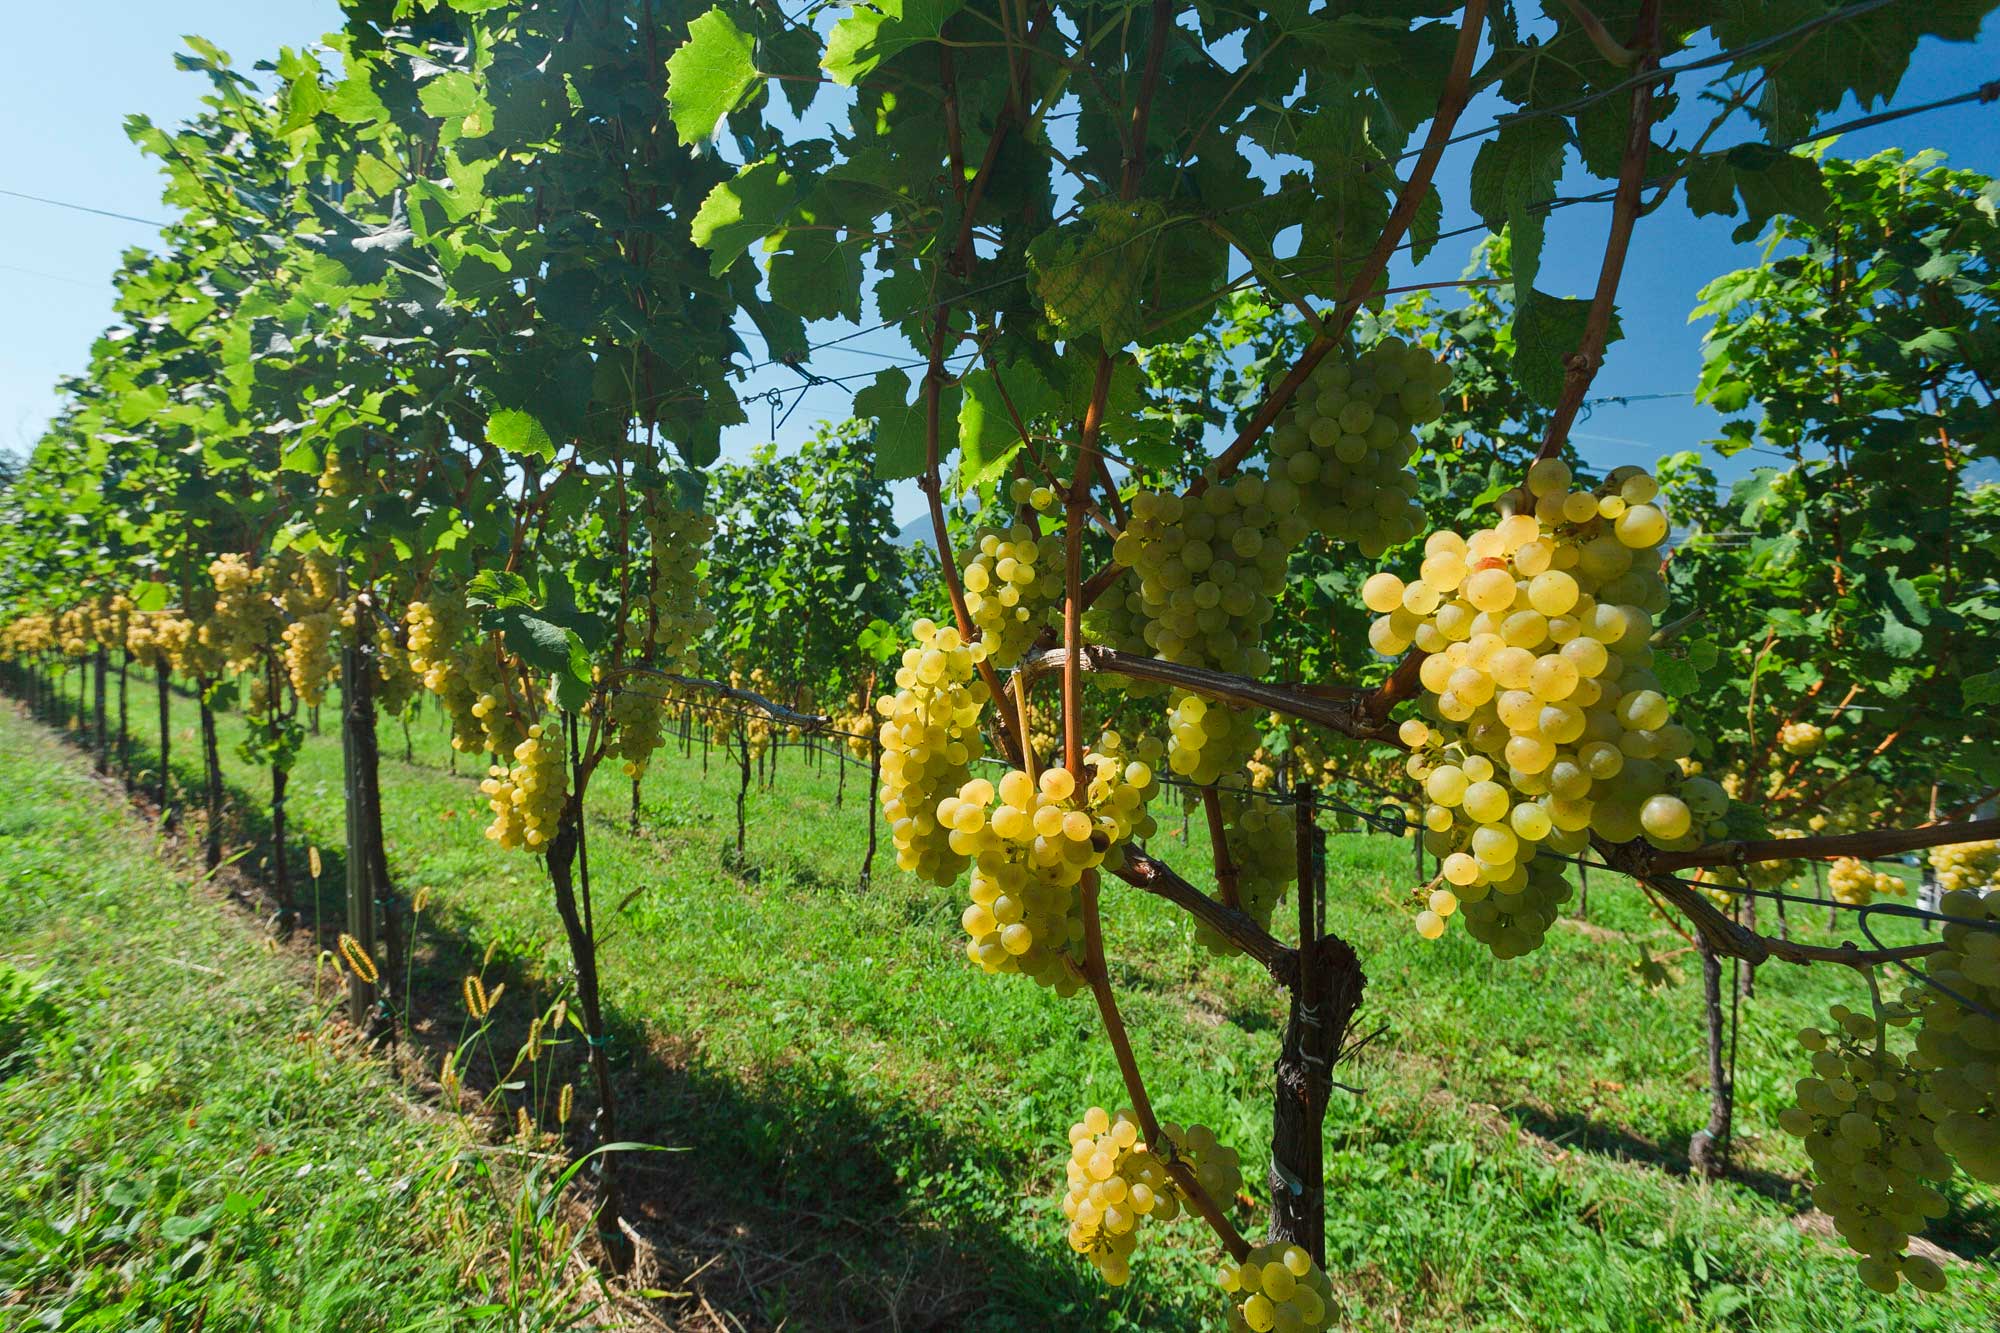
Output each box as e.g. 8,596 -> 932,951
0,701 -> 625,1332
12,665 -> 2000,1331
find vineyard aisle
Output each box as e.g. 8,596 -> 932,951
5,686 -> 1992,1331
0,704 -> 616,1330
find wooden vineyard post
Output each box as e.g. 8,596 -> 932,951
116,651 -> 129,779
156,661 -> 175,831
862,735 -> 880,884
92,647 -> 108,774
1269,786 -> 1365,1265
1689,940 -> 1733,1178
735,729 -> 752,859
199,682 -> 223,871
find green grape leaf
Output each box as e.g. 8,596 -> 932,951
1512,289 -> 1619,407
1964,671 -> 2000,708
487,408 -> 556,461
956,361 -> 1055,491
691,157 -> 802,277
1025,200 -> 1165,349
854,367 -> 954,481
1721,145 -> 1828,242
1469,118 -> 1569,295
667,9 -> 761,145
823,0 -> 965,86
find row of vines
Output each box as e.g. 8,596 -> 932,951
2,0 -> 1999,1325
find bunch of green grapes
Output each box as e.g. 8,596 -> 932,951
607,687 -> 666,778
1780,720 -> 1825,755
481,723 -> 568,852
962,520 -> 1060,667
1083,577 -> 1167,698
161,609 -> 224,681
1007,475 -> 1061,515
56,606 -> 93,657
1216,1241 -> 1337,1332
280,551 -> 340,620
837,699 -> 877,762
639,495 -> 715,671
877,619 -> 991,885
1808,776 -> 1890,834
1111,478 -> 1295,679
1909,886 -> 2000,1189
945,751 -> 1156,993
1060,1108 -> 1240,1288
1269,338 -> 1448,557
373,626 -> 421,715
1780,1006 -> 1952,1293
1366,462 -> 1719,949
406,590 -> 472,684
1930,840 -> 2000,894
282,612 -> 339,707
1442,853 -> 1573,958
1166,692 -> 1262,787
124,607 -> 172,672
1829,857 -> 1905,906
1193,790 -> 1298,954
0,612 -> 54,658
202,555 -> 280,674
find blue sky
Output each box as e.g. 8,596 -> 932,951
2,2 -> 1994,522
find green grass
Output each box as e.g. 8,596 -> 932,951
15,666 -> 2000,1331
0,704 -> 604,1332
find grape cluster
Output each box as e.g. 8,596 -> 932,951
1368,464 -> 1716,949
282,612 -> 338,707
638,495 -> 715,670
482,724 -> 568,851
1779,720 -> 1825,756
1829,856 -> 1905,906
946,750 -> 1157,992
1195,790 -> 1297,954
1216,1241 -> 1336,1332
1167,692 -> 1261,787
1930,841 -> 2000,894
962,521 -> 1060,668
203,555 -> 280,673
1060,1108 -> 1239,1287
1008,475 -> 1061,514
877,619 -> 991,885
1269,338 -> 1448,557
1780,1006 -> 1952,1294
1111,479 -> 1295,679
1910,887 -> 2000,1188
607,687 -> 667,778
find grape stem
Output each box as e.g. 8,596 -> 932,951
1528,0 -> 1663,466
1011,645 -> 1403,744
1080,872 -> 1252,1263
1192,0 -> 1490,498
1203,787 -> 1242,910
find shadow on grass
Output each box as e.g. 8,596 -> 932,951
9,676 -> 1138,1333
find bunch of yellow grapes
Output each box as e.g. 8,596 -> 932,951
877,619 -> 991,885
1780,1007 -> 1952,1294
945,750 -> 1156,992
482,724 -> 568,851
1060,1108 -> 1239,1287
607,687 -> 666,778
1829,856 -> 1904,906
639,494 -> 715,670
281,612 -> 339,706
1930,840 -> 2000,894
1778,720 -> 1825,755
1216,1241 -> 1336,1332
203,554 -> 280,673
1910,886 -> 2000,1188
961,521 -> 1059,667
1111,479 -> 1292,680
1167,691 -> 1262,787
1197,790 -> 1298,954
1365,463 -> 1722,948
1269,338 -> 1448,557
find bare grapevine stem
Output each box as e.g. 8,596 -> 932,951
1530,0 -> 1663,465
